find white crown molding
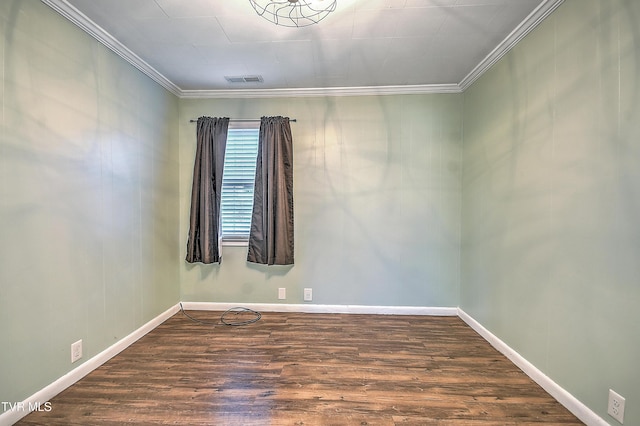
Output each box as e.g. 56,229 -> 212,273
43,0 -> 562,98
0,304 -> 180,426
457,308 -> 609,426
179,84 -> 462,99
459,0 -> 565,91
41,0 -> 181,97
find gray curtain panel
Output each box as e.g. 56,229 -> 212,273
185,117 -> 230,264
247,116 -> 295,265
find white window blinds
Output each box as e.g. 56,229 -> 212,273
221,127 -> 259,241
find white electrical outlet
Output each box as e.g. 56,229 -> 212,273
608,389 -> 625,424
303,288 -> 313,301
278,288 -> 286,300
71,339 -> 83,363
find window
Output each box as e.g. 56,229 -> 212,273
220,126 -> 259,243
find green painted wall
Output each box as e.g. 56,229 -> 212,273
4,0 -> 637,423
179,95 -> 463,307
0,0 -> 180,408
461,0 -> 639,424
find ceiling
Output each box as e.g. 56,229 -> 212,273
44,0 -> 563,97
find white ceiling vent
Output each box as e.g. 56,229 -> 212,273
225,75 -> 264,83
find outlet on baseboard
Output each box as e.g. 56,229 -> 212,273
71,339 -> 83,363
278,288 -> 286,300
303,288 -> 313,301
608,389 -> 625,424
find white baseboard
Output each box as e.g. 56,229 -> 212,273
2,303 -> 605,426
457,308 -> 609,426
0,304 -> 180,426
180,302 -> 458,316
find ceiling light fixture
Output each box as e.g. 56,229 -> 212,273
248,0 -> 337,27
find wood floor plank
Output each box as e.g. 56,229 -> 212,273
17,312 -> 584,425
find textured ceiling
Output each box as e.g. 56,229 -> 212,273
46,0 -> 562,96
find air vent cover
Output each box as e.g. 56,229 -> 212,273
225,75 -> 264,83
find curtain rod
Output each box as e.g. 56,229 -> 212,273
189,118 -> 296,123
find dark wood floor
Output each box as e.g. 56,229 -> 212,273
19,311 -> 583,425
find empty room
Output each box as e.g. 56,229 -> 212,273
1,0 -> 638,425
